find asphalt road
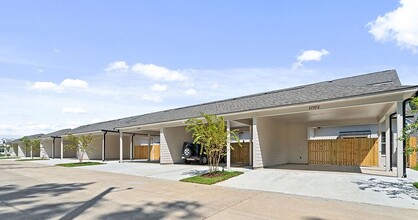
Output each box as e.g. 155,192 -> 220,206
1,159 -> 417,220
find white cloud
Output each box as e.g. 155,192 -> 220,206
30,79 -> 88,92
60,79 -> 88,89
62,107 -> 87,114
37,69 -> 45,73
293,49 -> 329,68
138,94 -> 162,102
150,84 -> 168,92
132,63 -> 187,81
184,88 -> 197,96
54,48 -> 61,53
367,0 -> 418,53
105,61 -> 130,72
31,82 -> 63,92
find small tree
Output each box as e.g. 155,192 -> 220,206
21,137 -> 31,158
31,138 -> 41,159
400,96 -> 418,156
64,134 -> 94,163
186,113 -> 241,172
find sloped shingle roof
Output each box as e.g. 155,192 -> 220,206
68,69 -> 417,134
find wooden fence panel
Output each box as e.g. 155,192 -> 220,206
231,143 -> 250,164
408,137 -> 417,168
308,138 -> 378,166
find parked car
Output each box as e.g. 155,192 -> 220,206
181,142 -> 207,164
181,141 -> 227,165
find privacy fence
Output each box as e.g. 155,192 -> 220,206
308,138 -> 378,166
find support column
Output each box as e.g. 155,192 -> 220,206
130,134 -> 134,160
52,137 -> 55,159
102,131 -> 106,162
249,124 -> 253,166
227,120 -> 231,169
60,137 -> 64,159
148,133 -> 151,161
385,115 -> 391,172
252,116 -> 262,168
396,101 -> 404,178
119,131 -> 123,163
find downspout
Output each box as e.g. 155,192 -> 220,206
131,134 -> 136,160
389,113 -> 396,171
402,99 -> 410,178
103,131 -> 107,162
52,137 -> 56,159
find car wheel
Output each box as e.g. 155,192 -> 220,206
183,146 -> 193,158
184,160 -> 191,164
200,155 -> 208,165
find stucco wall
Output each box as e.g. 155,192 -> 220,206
84,135 -> 102,160
41,140 -> 50,158
253,117 -> 308,167
105,134 -> 121,160
160,126 -> 192,164
287,123 -> 308,164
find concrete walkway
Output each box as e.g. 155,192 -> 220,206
1,160 -> 418,219
30,159 -> 418,209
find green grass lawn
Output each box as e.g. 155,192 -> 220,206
180,171 -> 243,185
55,162 -> 104,167
15,158 -> 49,161
414,182 -> 418,189
0,156 -> 18,160
413,164 -> 418,171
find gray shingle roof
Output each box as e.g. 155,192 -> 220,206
67,69 -> 417,134
11,133 -> 45,143
45,128 -> 72,137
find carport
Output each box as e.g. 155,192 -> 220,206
40,129 -> 73,159
110,71 -> 417,179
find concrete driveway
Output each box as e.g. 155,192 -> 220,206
2,159 -> 418,219
31,159 -> 418,209
217,167 -> 418,209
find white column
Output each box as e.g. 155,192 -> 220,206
119,131 -> 123,163
130,135 -> 133,160
385,115 -> 391,172
378,123 -> 382,167
252,116 -> 262,168
60,137 -> 64,159
396,101 -> 404,178
148,133 -> 151,161
227,120 -> 231,169
249,124 -> 253,166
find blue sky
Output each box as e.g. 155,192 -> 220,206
1,0 -> 417,138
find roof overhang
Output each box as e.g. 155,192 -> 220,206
117,86 -> 418,131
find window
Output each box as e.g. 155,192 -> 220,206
338,130 -> 371,139
381,132 -> 386,155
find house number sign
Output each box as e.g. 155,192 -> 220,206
308,105 -> 320,110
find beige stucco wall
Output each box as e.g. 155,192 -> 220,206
253,117 -> 308,168
105,134 -> 120,160
84,135 -> 102,160
286,123 -> 308,164
160,126 -> 193,164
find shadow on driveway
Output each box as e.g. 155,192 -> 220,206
352,178 -> 418,200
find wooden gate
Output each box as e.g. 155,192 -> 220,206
407,137 -> 417,168
134,144 -> 160,160
231,142 -> 250,164
308,138 -> 378,166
